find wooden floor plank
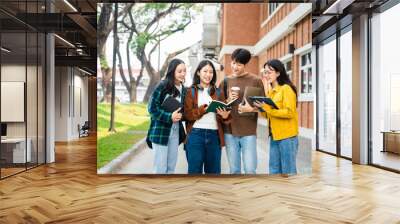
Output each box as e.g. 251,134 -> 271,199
0,135 -> 399,223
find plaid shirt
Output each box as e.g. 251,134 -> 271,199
147,80 -> 186,146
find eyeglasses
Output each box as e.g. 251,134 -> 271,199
262,69 -> 275,75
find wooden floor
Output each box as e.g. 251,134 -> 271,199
1,167 -> 26,177
1,135 -> 400,223
1,163 -> 46,178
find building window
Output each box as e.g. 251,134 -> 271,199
284,60 -> 292,80
300,51 -> 312,94
317,37 -> 337,155
370,3 -> 400,172
269,3 -> 281,16
340,28 -> 352,159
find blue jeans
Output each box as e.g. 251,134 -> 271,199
152,123 -> 179,174
224,134 -> 257,174
269,136 -> 298,175
186,128 -> 221,174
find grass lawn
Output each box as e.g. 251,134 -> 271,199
97,103 -> 150,169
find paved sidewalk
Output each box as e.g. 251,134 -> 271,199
117,118 -> 312,174
117,137 -> 269,174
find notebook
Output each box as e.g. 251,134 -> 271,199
161,96 -> 182,113
238,86 -> 264,116
243,87 -> 264,107
248,96 -> 278,109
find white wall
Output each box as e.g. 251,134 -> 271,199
71,72 -> 89,138
55,66 -> 69,141
55,67 -> 89,141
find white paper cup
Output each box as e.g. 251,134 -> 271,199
231,86 -> 240,96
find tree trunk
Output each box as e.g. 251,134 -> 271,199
143,74 -> 160,103
98,3 -> 133,103
126,26 -> 136,103
97,3 -> 112,56
140,52 -> 160,102
116,44 -> 132,102
141,45 -> 191,102
98,4 -> 112,103
109,3 -> 118,133
130,80 -> 137,103
100,45 -> 112,103
101,67 -> 112,102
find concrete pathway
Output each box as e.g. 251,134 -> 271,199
117,138 -> 269,174
117,119 -> 312,174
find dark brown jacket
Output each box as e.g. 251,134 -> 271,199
183,85 -> 232,147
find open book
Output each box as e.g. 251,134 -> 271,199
205,98 -> 237,113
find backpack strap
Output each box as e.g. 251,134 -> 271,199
191,86 -> 196,107
216,87 -> 221,99
191,86 -> 195,99
223,77 -> 228,98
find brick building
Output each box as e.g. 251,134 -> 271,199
218,3 -> 313,148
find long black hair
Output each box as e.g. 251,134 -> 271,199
263,59 -> 297,98
163,58 -> 185,98
192,60 -> 217,94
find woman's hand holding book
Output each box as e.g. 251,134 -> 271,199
199,104 -> 209,115
216,108 -> 231,119
171,108 -> 182,123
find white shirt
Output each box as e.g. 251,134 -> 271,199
175,84 -> 183,102
193,87 -> 218,130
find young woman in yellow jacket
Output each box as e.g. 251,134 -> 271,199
254,59 -> 299,175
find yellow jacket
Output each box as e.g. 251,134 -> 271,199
260,84 -> 298,141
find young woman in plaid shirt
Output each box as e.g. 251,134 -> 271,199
147,58 -> 187,174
